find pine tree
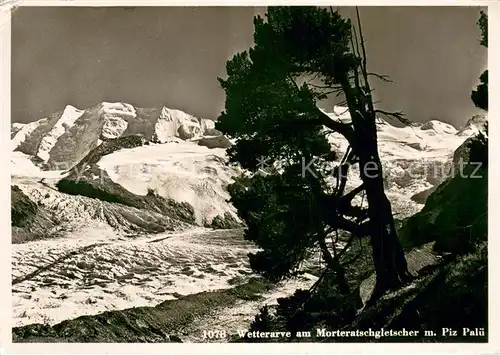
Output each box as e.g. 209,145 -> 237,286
469,10 -> 488,167
471,10 -> 488,111
217,6 -> 410,303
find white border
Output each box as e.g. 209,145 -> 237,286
1,1 -> 499,355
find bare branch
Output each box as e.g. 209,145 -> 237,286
343,206 -> 369,221
350,26 -> 362,65
337,233 -> 356,261
348,26 -> 362,92
356,7 -> 368,78
374,109 -> 411,125
286,68 -> 356,146
323,90 -> 343,96
336,107 -> 350,116
309,83 -> 329,89
351,25 -> 362,68
333,147 -> 355,196
355,6 -> 377,116
286,73 -> 302,93
330,215 -> 369,237
367,73 -> 393,83
309,72 -> 321,82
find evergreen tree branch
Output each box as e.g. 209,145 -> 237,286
289,74 -> 353,132
317,109 -> 355,144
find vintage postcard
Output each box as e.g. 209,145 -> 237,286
1,1 -> 498,354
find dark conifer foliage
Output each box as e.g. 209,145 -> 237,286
469,10 -> 488,167
471,10 -> 488,111
217,6 -> 411,303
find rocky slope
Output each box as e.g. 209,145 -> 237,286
229,133 -> 488,343
11,185 -> 59,244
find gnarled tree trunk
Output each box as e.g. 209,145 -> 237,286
342,77 -> 411,303
356,139 -> 412,303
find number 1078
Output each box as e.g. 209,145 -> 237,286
203,330 -> 227,339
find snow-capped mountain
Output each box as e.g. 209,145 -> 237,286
12,102 -> 218,171
11,102 -> 482,224
456,114 -> 488,137
323,111 -> 484,217
11,102 -> 483,328
12,102 -> 241,238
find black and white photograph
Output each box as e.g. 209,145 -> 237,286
7,4 -> 491,346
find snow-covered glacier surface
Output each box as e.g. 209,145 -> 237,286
12,227 -> 257,327
97,141 -> 240,225
11,103 -> 482,330
326,117 -> 472,217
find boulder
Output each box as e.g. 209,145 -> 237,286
398,164 -> 487,254
177,120 -> 202,140
204,127 -> 223,136
210,212 -> 242,229
197,135 -> 232,149
169,335 -> 183,343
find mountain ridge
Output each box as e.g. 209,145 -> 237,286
11,102 -> 486,330
11,103 -> 484,223
11,102 -> 218,171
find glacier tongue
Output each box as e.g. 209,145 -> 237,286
10,103 -> 483,330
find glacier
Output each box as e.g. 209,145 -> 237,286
11,102 -> 485,328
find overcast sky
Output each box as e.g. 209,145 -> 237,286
12,6 -> 487,126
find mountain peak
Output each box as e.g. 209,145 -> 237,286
420,120 -> 457,135
456,114 -> 487,137
11,103 -> 219,170
63,104 -> 82,111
